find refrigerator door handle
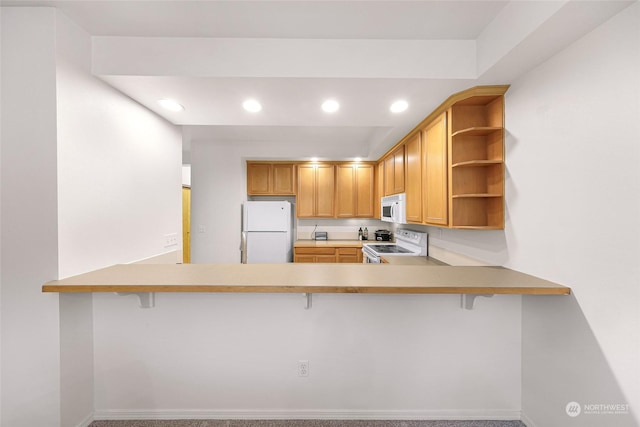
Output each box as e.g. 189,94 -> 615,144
240,231 -> 247,264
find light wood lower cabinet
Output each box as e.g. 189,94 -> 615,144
337,247 -> 363,263
294,246 -> 363,263
294,247 -> 336,263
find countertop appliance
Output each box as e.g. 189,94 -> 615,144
374,230 -> 392,241
381,193 -> 407,224
241,201 -> 293,263
362,229 -> 427,263
314,231 -> 328,240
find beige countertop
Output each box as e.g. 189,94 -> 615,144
43,263 -> 570,296
381,256 -> 447,266
294,240 -> 365,248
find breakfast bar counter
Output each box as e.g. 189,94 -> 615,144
43,263 -> 570,296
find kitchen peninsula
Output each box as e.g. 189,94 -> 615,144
43,263 -> 570,297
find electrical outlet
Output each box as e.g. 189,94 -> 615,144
164,233 -> 178,247
298,360 -> 309,377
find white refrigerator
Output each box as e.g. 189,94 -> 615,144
241,201 -> 293,263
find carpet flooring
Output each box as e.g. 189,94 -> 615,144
89,421 -> 527,427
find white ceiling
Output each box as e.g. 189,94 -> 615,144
3,0 -> 634,161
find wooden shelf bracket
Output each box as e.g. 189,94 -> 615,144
116,292 -> 155,308
461,294 -> 494,310
303,292 -> 313,309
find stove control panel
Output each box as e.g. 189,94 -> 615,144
395,229 -> 426,243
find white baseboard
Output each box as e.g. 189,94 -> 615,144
521,412 -> 538,427
94,408 -> 522,421
74,412 -> 94,427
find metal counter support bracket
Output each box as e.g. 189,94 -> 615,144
461,294 -> 494,310
116,292 -> 155,308
303,293 -> 312,309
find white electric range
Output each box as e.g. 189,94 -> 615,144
362,229 -> 428,263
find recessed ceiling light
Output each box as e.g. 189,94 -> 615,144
354,157 -> 362,162
322,100 -> 340,113
243,99 -> 262,113
310,157 -> 319,162
158,99 -> 184,112
390,100 -> 409,113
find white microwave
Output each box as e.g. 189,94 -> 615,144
381,193 -> 407,224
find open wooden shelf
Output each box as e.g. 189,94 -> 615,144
452,160 -> 503,168
448,93 -> 505,229
451,127 -> 502,137
452,193 -> 502,198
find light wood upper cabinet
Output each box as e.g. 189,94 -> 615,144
246,162 -> 296,195
374,162 -> 384,219
423,112 -> 448,226
404,133 -> 422,223
315,164 -> 335,217
246,162 -> 271,194
355,165 -> 375,218
248,86 -> 507,229
384,146 -> 405,196
297,165 -> 316,217
378,85 -> 507,229
336,164 -> 375,218
272,163 -> 296,194
297,164 -> 335,218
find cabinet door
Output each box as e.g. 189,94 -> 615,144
316,254 -> 337,263
393,146 -> 405,194
335,165 -> 356,217
355,164 -> 374,217
405,133 -> 422,223
294,254 -> 315,263
383,147 -> 405,195
337,247 -> 360,263
374,162 -> 383,218
384,155 -> 395,196
246,163 -> 271,194
335,164 -> 374,218
273,163 -> 296,195
423,113 -> 448,225
297,165 -> 316,218
315,164 -> 335,217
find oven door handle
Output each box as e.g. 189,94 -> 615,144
362,247 -> 379,263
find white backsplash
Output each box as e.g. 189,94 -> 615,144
297,219 -> 389,241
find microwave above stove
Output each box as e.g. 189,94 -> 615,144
381,193 -> 406,224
